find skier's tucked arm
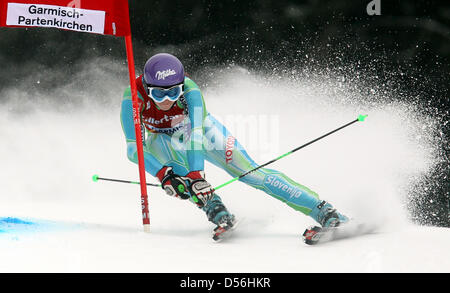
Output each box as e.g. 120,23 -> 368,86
120,87 -> 163,176
181,78 -> 214,205
183,77 -> 208,172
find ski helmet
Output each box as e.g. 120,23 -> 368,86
144,53 -> 185,87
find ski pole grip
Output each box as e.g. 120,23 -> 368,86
358,114 -> 368,122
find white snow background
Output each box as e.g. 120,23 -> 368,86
0,60 -> 448,273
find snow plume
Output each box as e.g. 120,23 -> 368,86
0,57 -> 445,228
199,65 -> 444,230
0,56 -> 129,110
0,57 -> 447,273
0,57 -> 134,223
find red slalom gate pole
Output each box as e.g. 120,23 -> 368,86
0,0 -> 150,232
124,34 -> 150,232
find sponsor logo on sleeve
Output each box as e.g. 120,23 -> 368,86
225,136 -> 235,164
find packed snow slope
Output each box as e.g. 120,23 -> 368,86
0,65 -> 448,273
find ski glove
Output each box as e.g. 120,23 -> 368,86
156,166 -> 190,200
183,171 -> 215,207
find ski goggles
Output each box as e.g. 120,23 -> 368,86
147,84 -> 184,103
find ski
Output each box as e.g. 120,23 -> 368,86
302,221 -> 375,245
212,217 -> 240,242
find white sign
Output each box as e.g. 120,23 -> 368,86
6,3 -> 105,34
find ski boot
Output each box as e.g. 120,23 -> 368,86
310,200 -> 349,228
202,194 -> 237,241
213,214 -> 237,242
303,200 -> 350,245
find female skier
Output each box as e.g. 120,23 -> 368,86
120,53 -> 349,241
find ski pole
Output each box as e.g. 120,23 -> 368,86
214,114 -> 368,191
92,174 -> 205,205
92,174 -> 161,187
91,174 -> 206,204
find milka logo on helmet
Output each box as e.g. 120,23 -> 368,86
155,69 -> 176,80
264,175 -> 302,199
